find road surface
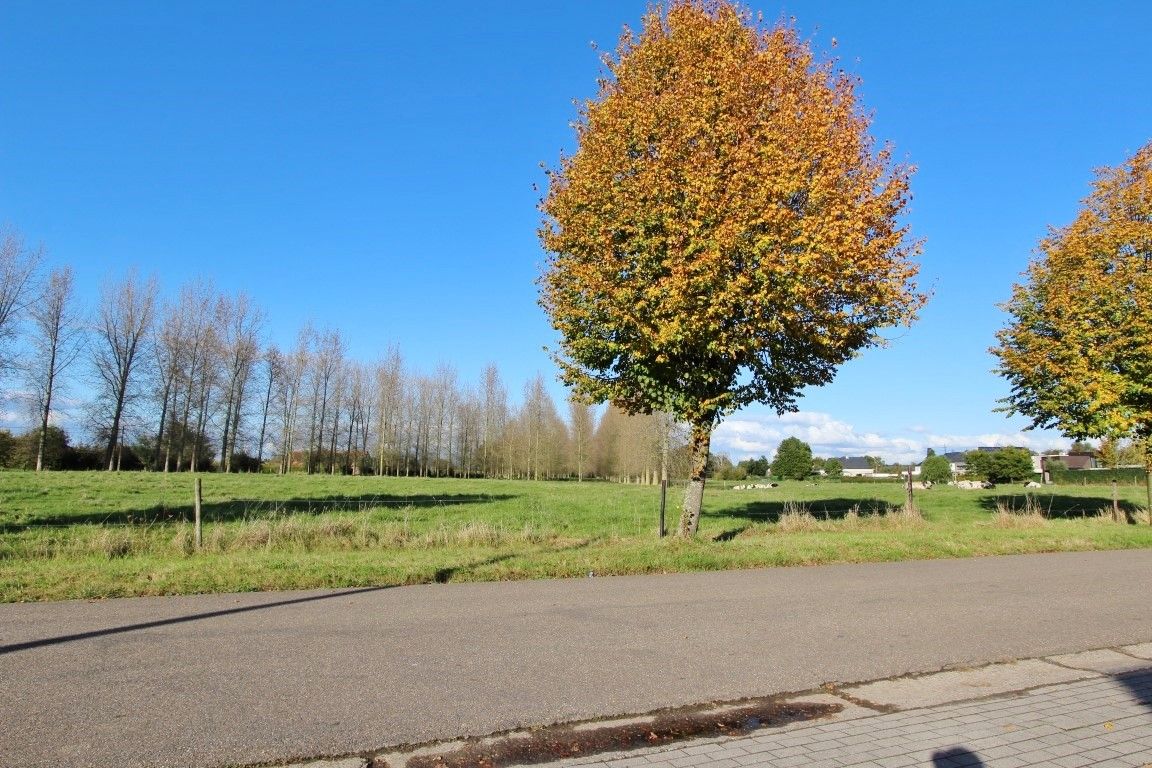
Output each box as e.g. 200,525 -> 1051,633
2,550 -> 1150,768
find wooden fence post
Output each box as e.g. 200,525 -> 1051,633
1112,479 -> 1121,524
194,478 -> 203,550
659,479 -> 667,538
906,465 -> 916,515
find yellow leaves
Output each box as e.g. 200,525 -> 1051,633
539,0 -> 922,421
994,139 -> 1152,439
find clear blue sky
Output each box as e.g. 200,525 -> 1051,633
2,1 -> 1150,462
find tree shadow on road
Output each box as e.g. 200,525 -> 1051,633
432,538 -> 597,583
0,585 -> 397,655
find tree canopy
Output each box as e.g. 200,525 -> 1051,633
994,141 -> 1152,442
539,0 -> 923,536
771,436 -> 813,480
739,455 -> 770,477
965,448 -> 1034,485
919,453 -> 952,483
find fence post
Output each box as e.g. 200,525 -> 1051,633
194,478 -> 203,550
1112,479 -> 1121,524
905,465 -> 916,515
659,479 -> 667,538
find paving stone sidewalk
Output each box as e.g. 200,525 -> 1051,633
547,651 -> 1152,768
291,646 -> 1152,768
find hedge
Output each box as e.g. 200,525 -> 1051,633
1047,467 -> 1147,485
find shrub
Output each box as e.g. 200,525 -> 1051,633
920,454 -> 952,483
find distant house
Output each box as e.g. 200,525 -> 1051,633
1041,453 -> 1097,472
831,456 -> 875,477
942,451 -> 968,475
940,446 -> 1042,476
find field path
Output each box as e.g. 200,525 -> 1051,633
2,549 -> 1150,768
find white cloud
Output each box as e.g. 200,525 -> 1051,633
713,410 -> 1060,464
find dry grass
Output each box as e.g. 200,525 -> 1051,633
774,501 -> 925,533
991,497 -> 1048,528
4,514 -> 567,561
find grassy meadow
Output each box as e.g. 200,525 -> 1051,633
1,470 -> 1150,602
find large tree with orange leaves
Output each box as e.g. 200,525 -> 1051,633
994,140 -> 1152,516
539,0 -> 923,536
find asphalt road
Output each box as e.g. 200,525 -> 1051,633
2,550 -> 1150,768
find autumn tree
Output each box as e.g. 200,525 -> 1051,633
993,140 -> 1152,512
539,1 -> 922,535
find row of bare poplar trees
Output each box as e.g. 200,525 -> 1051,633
0,230 -> 683,479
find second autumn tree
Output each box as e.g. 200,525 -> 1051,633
539,0 -> 924,536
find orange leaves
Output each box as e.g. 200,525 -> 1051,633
539,0 -> 922,426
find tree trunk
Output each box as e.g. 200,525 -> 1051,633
677,420 -> 712,537
105,375 -> 129,471
35,347 -> 58,472
256,372 -> 272,466
153,375 -> 172,472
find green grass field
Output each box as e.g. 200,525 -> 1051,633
1,471 -> 1149,602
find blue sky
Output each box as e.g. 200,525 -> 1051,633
2,1 -> 1150,462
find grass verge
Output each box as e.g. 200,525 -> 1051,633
1,472 -> 1149,601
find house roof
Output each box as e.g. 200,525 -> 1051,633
832,456 -> 873,470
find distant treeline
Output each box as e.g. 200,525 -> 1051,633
0,229 -> 690,481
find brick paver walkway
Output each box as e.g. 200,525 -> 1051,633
550,670 -> 1152,768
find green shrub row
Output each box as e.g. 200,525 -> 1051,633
1047,468 -> 1147,485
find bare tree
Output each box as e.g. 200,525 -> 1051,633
91,272 -> 156,470
166,281 -> 216,471
255,345 -> 284,468
216,292 -> 264,472
0,229 -> 42,384
372,347 -> 404,476
430,364 -> 458,476
517,375 -> 567,480
480,364 -> 508,478
454,385 -> 481,477
277,329 -> 311,474
305,328 -> 344,473
150,297 -> 184,471
568,394 -> 596,482
27,266 -> 84,471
